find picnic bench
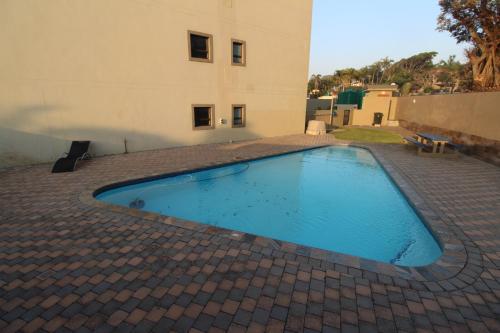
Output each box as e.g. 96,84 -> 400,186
404,136 -> 432,154
405,132 -> 460,155
417,132 -> 450,153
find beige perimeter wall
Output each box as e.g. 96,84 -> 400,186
396,92 -> 500,142
0,0 -> 312,167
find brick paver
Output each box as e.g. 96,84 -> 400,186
1,134 -> 499,332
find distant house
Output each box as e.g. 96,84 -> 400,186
306,97 -> 334,112
333,85 -> 399,127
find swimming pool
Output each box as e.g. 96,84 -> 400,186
96,146 -> 442,266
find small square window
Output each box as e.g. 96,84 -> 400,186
231,39 -> 246,66
232,104 -> 246,127
192,105 -> 215,130
188,31 -> 213,62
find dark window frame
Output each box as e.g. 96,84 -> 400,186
188,31 -> 213,63
231,39 -> 246,66
231,104 -> 246,128
192,104 -> 215,130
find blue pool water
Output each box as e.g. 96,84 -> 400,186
96,146 -> 442,266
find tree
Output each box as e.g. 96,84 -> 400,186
312,74 -> 321,91
334,68 -> 359,88
385,52 -> 438,91
307,74 -> 342,97
435,55 -> 470,92
311,51 -> 470,96
366,57 -> 394,84
437,0 -> 499,89
392,52 -> 437,74
308,74 -> 321,98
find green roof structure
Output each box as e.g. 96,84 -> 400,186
337,89 -> 365,109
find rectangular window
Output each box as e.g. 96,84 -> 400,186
192,105 -> 215,130
188,31 -> 213,62
232,104 -> 246,127
231,39 -> 246,66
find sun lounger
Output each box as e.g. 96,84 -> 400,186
52,141 -> 91,173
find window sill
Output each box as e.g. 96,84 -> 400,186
189,57 -> 213,63
193,126 -> 215,130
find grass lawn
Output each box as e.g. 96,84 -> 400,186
333,128 -> 404,144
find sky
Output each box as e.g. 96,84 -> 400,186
308,0 -> 469,76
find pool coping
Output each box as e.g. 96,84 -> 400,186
80,143 -> 482,292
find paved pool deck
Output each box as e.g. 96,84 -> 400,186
1,134 -> 499,333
